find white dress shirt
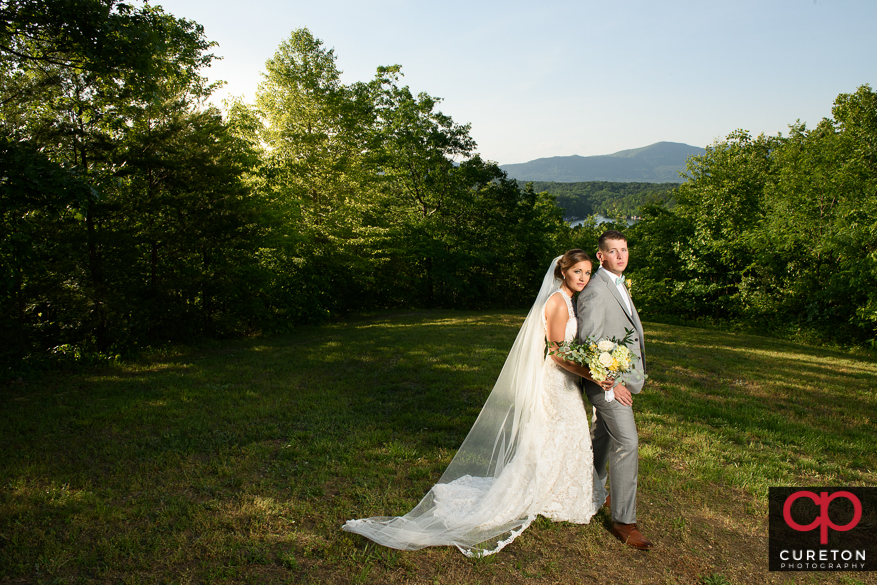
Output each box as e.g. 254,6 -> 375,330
614,274 -> 632,315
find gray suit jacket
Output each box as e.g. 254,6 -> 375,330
576,266 -> 647,394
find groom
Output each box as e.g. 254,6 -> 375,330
576,229 -> 653,551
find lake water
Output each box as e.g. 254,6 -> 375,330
568,215 -> 636,227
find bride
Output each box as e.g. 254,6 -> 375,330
343,250 -> 609,556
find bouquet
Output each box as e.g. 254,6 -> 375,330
549,328 -> 644,402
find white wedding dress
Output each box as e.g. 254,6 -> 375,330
343,258 -> 606,556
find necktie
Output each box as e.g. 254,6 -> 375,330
615,275 -> 625,286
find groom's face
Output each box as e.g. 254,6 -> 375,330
597,238 -> 628,275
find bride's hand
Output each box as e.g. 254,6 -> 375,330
599,378 -> 615,391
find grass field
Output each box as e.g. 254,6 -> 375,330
1,310 -> 875,584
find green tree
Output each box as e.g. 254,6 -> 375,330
629,85 -> 877,345
831,85 -> 877,341
0,0 -> 257,365
0,137 -> 94,363
670,130 -> 778,319
366,68 -> 564,308
114,106 -> 265,342
758,86 -> 877,340
254,27 -> 381,320
625,204 -> 695,318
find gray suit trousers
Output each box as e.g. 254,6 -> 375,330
585,380 -> 638,524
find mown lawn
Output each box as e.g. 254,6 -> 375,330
1,310 -> 875,584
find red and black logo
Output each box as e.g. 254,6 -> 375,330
769,487 -> 875,571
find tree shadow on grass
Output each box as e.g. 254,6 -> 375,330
0,310 -> 525,495
3,312 -> 875,583
639,322 -> 877,488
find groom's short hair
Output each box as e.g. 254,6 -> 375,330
598,230 -> 627,251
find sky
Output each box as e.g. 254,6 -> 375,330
149,0 -> 876,165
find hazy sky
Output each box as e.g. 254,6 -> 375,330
150,0 -> 875,165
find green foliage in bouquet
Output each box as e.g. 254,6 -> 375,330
549,327 -> 644,383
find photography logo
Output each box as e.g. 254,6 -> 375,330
769,487 -> 875,571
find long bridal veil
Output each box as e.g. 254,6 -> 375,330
343,256 -> 565,556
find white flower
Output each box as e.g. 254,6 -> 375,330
599,352 -> 614,367
597,339 -> 615,352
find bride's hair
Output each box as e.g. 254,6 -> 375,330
554,249 -> 592,280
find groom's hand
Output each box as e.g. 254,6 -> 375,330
613,384 -> 633,406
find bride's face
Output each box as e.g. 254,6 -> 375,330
563,260 -> 592,293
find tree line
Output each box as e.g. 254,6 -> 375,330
630,89 -> 877,346
1,3 -> 587,371
2,1 -> 875,372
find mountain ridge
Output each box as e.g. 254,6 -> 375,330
500,141 -> 705,183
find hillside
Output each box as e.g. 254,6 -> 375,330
501,141 -> 704,183
528,181 -> 677,219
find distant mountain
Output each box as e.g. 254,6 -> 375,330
500,141 -> 705,183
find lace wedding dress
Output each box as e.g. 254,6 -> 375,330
343,258 -> 606,556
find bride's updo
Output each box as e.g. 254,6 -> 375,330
554,249 -> 592,280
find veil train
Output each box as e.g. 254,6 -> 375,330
343,256 -> 572,556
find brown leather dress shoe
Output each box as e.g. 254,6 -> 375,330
603,494 -> 611,509
610,522 -> 653,551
